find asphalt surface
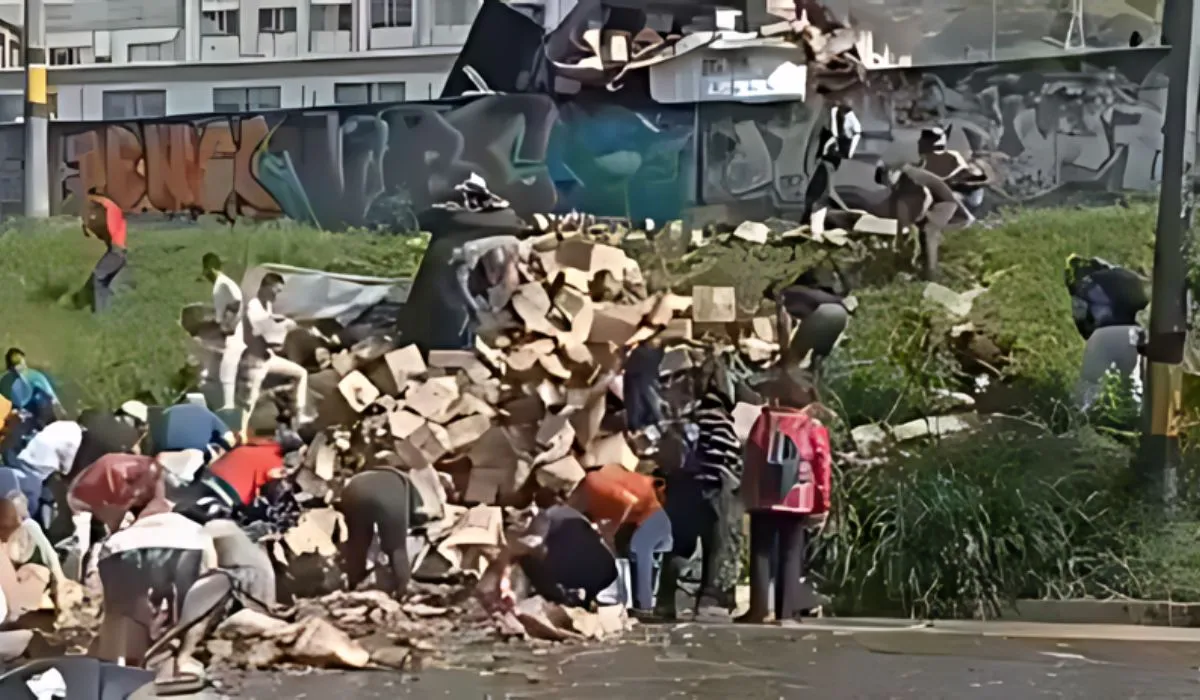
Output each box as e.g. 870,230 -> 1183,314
229,622 -> 1200,699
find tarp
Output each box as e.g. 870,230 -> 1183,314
239,264 -> 410,327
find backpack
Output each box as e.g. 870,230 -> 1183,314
743,407 -> 832,515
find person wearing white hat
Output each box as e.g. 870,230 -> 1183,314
71,401 -> 148,476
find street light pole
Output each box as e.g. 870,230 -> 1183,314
22,0 -> 49,218
1140,0 -> 1200,505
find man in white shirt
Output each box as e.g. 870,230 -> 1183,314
201,253 -> 245,410
241,273 -> 309,428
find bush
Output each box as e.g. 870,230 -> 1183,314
814,425 -> 1154,618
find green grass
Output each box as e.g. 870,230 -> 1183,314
0,217 -> 426,411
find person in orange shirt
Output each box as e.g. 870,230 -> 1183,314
83,192 -> 129,313
568,463 -> 672,613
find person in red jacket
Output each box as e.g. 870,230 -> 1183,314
83,193 -> 128,313
739,377 -> 832,625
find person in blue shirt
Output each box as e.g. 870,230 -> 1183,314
152,402 -> 237,462
0,348 -> 60,428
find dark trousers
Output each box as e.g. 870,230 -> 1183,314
660,476 -> 740,611
339,469 -> 413,597
92,246 -> 127,313
519,511 -> 617,607
624,374 -> 663,431
746,510 -> 806,622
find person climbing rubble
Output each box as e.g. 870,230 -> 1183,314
200,253 -> 246,410
657,354 -> 743,622
82,193 -> 129,314
739,378 -> 833,625
336,467 -> 429,599
241,273 -> 311,429
150,401 -> 236,463
567,463 -> 671,615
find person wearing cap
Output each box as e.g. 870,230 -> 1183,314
71,401 -> 148,476
152,402 -> 237,463
83,193 -> 129,313
241,273 -> 311,426
0,348 -> 61,425
201,253 -> 245,410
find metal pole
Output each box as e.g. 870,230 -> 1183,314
1140,0 -> 1200,505
22,0 -> 49,218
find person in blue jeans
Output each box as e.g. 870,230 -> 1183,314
151,403 -> 237,462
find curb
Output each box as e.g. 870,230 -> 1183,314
999,599 -> 1200,628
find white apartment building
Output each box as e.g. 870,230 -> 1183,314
0,0 -> 491,120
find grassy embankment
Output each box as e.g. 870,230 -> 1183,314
3,204 -> 1198,615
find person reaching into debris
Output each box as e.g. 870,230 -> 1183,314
480,497 -> 618,611
66,453 -> 165,537
93,506 -> 218,676
151,401 -> 237,463
201,253 -> 246,410
568,463 -> 671,615
4,419 -> 83,525
765,276 -> 850,381
657,355 -> 743,621
0,348 -> 61,424
739,379 -> 833,625
171,434 -> 300,528
71,400 -> 148,475
1064,254 -> 1149,341
337,468 -> 427,599
0,495 -> 67,600
83,192 -> 129,314
241,273 -> 311,428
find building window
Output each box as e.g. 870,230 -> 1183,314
201,10 -> 239,36
0,94 -> 21,122
334,82 -> 407,105
213,86 -> 281,113
311,4 -> 352,31
258,8 -> 297,33
128,42 -> 176,62
370,0 -> 412,28
49,48 -> 84,66
434,0 -> 480,26
102,90 -> 167,120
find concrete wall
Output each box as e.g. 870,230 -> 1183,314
0,46 -> 1173,229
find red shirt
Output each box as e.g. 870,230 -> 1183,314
572,464 -> 661,527
69,453 -> 161,513
86,194 -> 127,249
208,441 -> 285,505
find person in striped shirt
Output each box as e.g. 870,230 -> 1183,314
655,354 -> 744,620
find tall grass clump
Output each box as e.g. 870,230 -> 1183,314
814,425 -> 1154,618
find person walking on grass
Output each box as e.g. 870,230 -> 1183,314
200,253 -> 245,410
83,192 -> 128,313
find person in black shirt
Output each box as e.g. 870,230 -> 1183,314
1064,254 -> 1149,340
765,272 -> 851,377
72,400 -> 148,476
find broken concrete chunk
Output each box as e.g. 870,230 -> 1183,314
850,423 -> 889,452
660,318 -> 693,341
732,220 -> 770,244
331,351 -> 357,377
337,371 -> 380,413
405,377 -> 460,420
536,455 -> 586,492
386,344 -> 427,383
535,413 -> 576,464
692,286 -> 737,323
553,285 -> 592,320
538,352 -> 572,380
445,414 -> 492,452
555,239 -> 627,280
923,283 -> 986,319
287,616 -> 371,669
752,317 -> 777,343
739,337 -> 778,363
388,409 -> 426,440
853,213 -> 899,235
583,433 -> 638,470
284,508 -> 345,558
589,304 -> 645,346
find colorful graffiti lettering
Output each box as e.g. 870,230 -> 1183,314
11,48 -> 1179,228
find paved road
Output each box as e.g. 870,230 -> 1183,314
231,622 -> 1200,699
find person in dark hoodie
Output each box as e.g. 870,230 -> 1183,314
1064,254 -> 1149,340
656,353 -> 744,621
765,269 -> 851,378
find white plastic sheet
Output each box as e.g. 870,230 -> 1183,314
240,264 -> 410,327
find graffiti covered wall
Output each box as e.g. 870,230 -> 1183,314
12,46 -> 1177,227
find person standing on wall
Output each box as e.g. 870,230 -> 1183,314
241,273 -> 311,431
200,254 -> 245,410
83,192 -> 129,314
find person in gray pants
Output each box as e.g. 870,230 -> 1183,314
338,469 -> 424,598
